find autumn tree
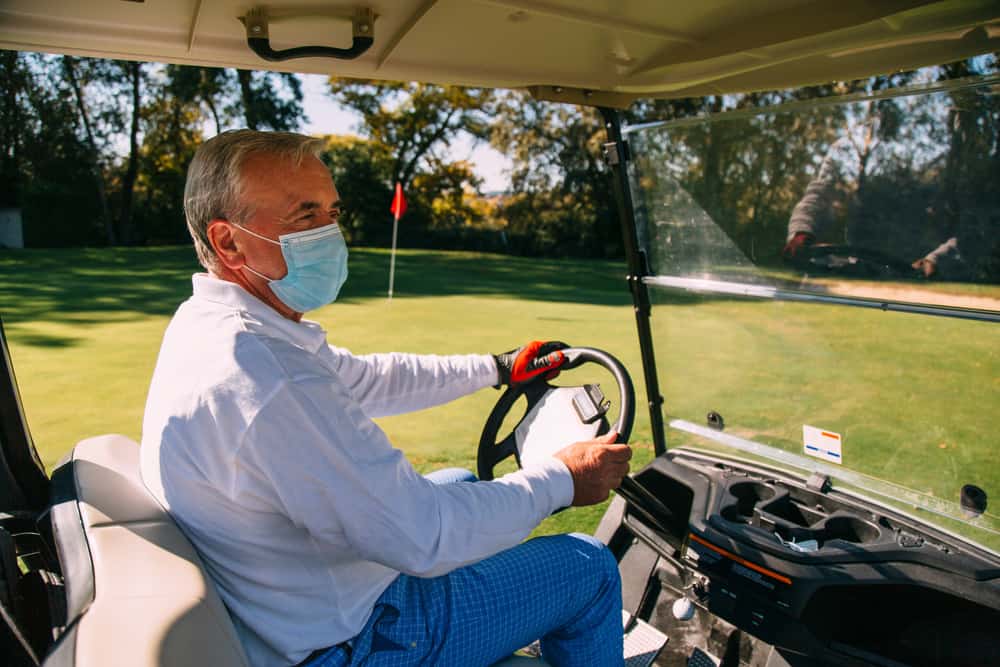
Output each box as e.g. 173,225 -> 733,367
325,79 -> 493,243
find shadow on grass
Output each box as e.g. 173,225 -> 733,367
1,246 -> 201,330
340,247 -> 632,305
0,245 -> 710,348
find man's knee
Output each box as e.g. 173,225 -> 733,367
557,533 -> 620,582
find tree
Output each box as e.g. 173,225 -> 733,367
62,55 -> 117,244
118,60 -> 144,245
61,57 -> 152,245
235,69 -> 305,131
135,82 -> 205,245
164,65 -> 233,135
327,80 -> 494,241
0,51 -> 106,247
489,93 -> 618,257
319,135 -> 394,245
0,50 -> 28,208
329,80 -> 491,187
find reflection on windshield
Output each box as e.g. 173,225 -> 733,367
627,76 -> 1000,552
628,76 -> 1000,315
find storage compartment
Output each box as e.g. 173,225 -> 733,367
758,495 -> 827,527
727,481 -> 776,519
632,466 -> 695,546
717,477 -> 886,551
772,522 -> 822,546
819,516 -> 881,544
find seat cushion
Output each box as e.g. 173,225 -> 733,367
63,434 -> 249,667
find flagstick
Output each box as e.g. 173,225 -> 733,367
388,210 -> 400,300
388,181 -> 405,300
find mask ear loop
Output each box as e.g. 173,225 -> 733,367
231,222 -> 281,246
242,263 -> 276,281
230,222 -> 280,281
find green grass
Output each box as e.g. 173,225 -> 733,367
648,292 -> 1000,549
0,246 -> 653,537
1,246 -> 997,546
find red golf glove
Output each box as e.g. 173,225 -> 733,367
494,340 -> 569,387
782,232 -> 815,260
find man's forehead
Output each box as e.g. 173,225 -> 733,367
240,152 -> 337,209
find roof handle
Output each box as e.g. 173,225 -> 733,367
240,7 -> 374,62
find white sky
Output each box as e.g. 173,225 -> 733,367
298,74 -> 512,192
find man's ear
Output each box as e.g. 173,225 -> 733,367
207,219 -> 244,270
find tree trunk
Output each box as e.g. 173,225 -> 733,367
1,51 -> 22,207
63,56 -> 117,245
396,109 -> 457,187
204,93 -> 222,135
237,69 -> 258,129
119,61 -> 142,246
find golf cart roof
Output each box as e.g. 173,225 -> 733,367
1,1 -> 998,107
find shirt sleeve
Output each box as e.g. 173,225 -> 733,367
320,347 -> 499,418
238,376 -> 574,578
787,138 -> 854,241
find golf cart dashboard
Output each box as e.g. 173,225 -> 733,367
604,453 -> 1000,666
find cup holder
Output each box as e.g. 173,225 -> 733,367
720,505 -> 750,524
727,482 -> 776,519
820,516 -> 880,544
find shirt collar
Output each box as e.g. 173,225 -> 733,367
191,273 -> 328,353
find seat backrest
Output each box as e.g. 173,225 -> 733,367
46,435 -> 249,667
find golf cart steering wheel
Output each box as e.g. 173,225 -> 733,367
477,347 -> 635,481
793,244 -> 921,279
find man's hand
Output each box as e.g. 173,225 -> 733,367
912,257 -> 937,278
782,232 -> 815,260
494,340 -> 569,387
554,432 -> 632,507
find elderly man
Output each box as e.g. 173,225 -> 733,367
140,130 -> 631,667
782,133 -> 980,279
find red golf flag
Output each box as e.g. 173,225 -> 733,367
390,181 -> 407,219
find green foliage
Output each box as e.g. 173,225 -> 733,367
329,79 -> 493,187
4,49 -> 996,269
320,135 -> 394,245
234,69 -> 304,131
0,51 -> 310,249
489,93 -> 619,258
326,79 -> 497,248
626,59 -> 999,276
135,93 -> 203,245
164,65 -> 233,134
0,52 -> 105,245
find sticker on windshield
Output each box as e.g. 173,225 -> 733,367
803,425 -> 842,465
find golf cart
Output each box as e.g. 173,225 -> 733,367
1,2 -> 999,666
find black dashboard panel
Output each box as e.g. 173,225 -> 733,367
604,451 -> 1000,666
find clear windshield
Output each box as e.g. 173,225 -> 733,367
627,75 -> 1000,552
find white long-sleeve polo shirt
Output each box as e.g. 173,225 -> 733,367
139,274 -> 574,667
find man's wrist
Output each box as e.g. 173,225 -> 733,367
536,456 -> 575,511
492,352 -> 511,388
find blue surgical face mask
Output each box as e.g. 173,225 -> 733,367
235,222 -> 349,313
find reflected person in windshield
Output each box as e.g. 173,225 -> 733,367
139,130 -> 631,667
782,111 -> 998,283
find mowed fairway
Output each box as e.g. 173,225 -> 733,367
1,246 -> 997,543
0,246 -> 648,536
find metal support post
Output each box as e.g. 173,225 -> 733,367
598,107 -> 667,457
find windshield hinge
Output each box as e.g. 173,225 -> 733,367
806,472 -> 832,493
602,139 -> 630,167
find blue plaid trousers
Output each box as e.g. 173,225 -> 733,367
303,469 -> 623,667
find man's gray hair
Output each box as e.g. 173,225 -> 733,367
184,129 -> 325,271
